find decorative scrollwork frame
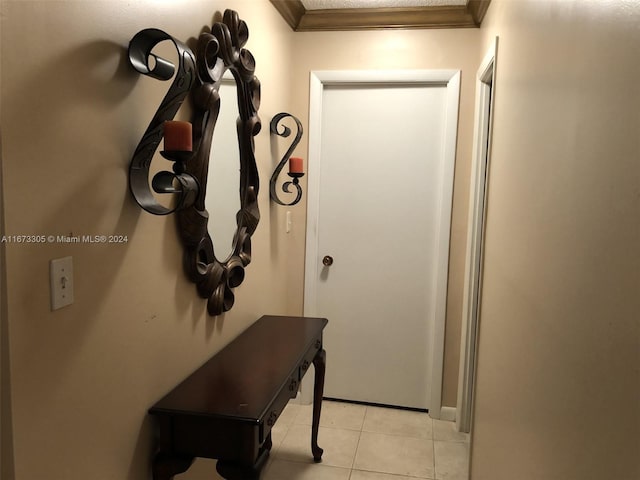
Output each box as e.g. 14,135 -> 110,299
128,28 -> 198,215
128,9 -> 261,316
270,112 -> 304,206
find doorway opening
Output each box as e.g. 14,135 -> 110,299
302,70 -> 461,418
457,37 -> 499,433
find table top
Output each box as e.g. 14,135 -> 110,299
149,315 -> 328,422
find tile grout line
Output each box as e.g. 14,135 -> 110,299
348,405 -> 367,478
352,467 -> 438,479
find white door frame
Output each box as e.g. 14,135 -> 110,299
303,70 -> 460,418
456,38 -> 498,432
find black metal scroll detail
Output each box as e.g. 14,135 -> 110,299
128,29 -> 199,215
177,10 -> 261,316
270,113 -> 304,206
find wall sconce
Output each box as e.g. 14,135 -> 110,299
128,29 -> 199,216
270,112 -> 304,206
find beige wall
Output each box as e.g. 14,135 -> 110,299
288,27 -> 481,408
0,4 -> 12,476
8,1 -> 636,478
0,1 -> 294,479
471,1 -> 640,479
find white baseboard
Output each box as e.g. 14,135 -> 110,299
440,406 -> 456,422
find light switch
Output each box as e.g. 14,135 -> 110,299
286,210 -> 292,233
50,256 -> 74,310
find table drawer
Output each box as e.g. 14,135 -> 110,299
259,374 -> 299,443
298,337 -> 322,380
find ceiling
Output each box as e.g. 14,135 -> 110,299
270,0 -> 491,31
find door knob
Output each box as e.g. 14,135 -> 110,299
322,255 -> 334,266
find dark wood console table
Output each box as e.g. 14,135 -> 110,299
148,315 -> 328,480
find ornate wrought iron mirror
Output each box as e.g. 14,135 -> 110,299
128,10 -> 260,316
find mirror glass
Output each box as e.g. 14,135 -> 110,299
206,72 -> 240,262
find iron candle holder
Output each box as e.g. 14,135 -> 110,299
270,112 -> 305,206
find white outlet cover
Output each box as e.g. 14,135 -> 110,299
50,256 -> 74,310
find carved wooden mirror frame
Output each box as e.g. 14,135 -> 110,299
128,10 -> 260,316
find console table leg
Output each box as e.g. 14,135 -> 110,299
216,446 -> 269,480
311,348 -> 326,462
151,452 -> 194,480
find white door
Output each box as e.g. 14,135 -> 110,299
304,71 -> 460,412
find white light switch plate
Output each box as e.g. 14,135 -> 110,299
50,256 -> 74,310
286,210 -> 292,233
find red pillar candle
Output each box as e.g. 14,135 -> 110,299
289,157 -> 304,174
163,120 -> 192,151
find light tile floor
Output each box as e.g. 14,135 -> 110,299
264,400 -> 470,480
185,401 -> 469,480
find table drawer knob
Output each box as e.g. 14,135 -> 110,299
289,378 -> 299,392
267,411 -> 278,426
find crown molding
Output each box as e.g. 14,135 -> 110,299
270,0 -> 491,31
